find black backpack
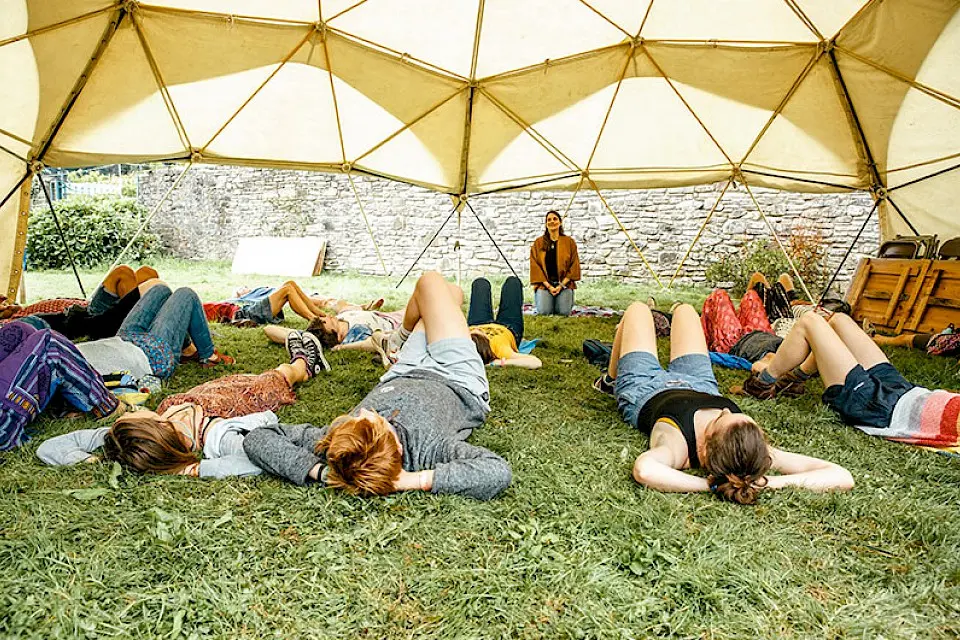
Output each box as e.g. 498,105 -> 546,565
582,339 -> 613,369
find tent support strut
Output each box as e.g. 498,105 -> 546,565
818,197 -> 880,303
36,172 -> 86,298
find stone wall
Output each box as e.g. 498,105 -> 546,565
139,165 -> 879,293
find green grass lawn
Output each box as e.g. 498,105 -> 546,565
3,261 -> 960,638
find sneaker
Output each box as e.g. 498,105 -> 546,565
286,330 -> 330,376
371,330 -> 397,368
593,374 -> 615,396
731,372 -> 778,400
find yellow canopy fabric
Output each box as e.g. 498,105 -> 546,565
2,0 -> 959,294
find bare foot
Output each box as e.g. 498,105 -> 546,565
362,298 -> 385,311
751,354 -> 774,374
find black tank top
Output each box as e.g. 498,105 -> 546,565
636,389 -> 742,468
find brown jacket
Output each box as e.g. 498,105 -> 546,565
529,235 -> 580,291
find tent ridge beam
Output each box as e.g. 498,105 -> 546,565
576,0 -> 633,40
328,26 -> 468,83
888,160 -> 960,194
34,6 -> 128,163
782,0 -> 823,40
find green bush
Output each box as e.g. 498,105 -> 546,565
26,196 -> 164,270
704,227 -> 828,297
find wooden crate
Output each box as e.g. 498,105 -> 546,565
846,257 -> 960,334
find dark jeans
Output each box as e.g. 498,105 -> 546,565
468,277 -> 524,344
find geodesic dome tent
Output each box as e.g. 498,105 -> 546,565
2,0 -> 960,297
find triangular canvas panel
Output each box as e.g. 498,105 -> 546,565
474,0 -> 628,79
138,10 -> 312,148
793,0 -> 868,39
484,46 -> 643,170
324,32 -> 464,163
884,86 -> 960,190
467,91 -> 576,193
203,44 -> 343,166
45,19 -> 189,164
648,43 -> 814,162
641,0 -> 816,42
0,14 -> 112,150
838,0 -> 957,84
578,0 -> 653,38
328,0 -> 479,79
23,0 -> 113,33
357,91 -> 468,192
883,170 -> 960,241
590,55 -> 731,176
743,56 -> 864,189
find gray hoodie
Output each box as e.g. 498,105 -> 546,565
243,372 -> 511,500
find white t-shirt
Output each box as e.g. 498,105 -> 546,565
337,309 -> 402,333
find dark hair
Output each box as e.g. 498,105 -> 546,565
470,332 -> 496,364
316,413 -> 402,496
306,316 -> 341,349
703,417 -> 772,505
103,416 -> 198,474
541,210 -> 565,244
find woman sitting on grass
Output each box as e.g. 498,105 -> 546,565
37,331 -> 327,477
0,321 -> 122,451
738,312 -> 960,449
594,301 -> 853,504
242,271 -> 511,500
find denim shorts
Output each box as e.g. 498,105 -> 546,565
822,363 -> 914,428
381,331 -> 490,412
614,351 -> 720,428
235,297 -> 281,325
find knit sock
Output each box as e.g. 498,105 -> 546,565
388,325 -> 411,351
758,368 -> 777,385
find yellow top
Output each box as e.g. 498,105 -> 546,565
472,324 -> 518,360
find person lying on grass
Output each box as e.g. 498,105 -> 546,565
0,264 -> 159,322
18,277 -> 168,341
37,332 -> 327,477
593,301 -> 853,504
242,271 -> 511,500
75,283 -> 234,382
275,303 -> 404,352
327,276 -> 542,369
0,321 -> 124,451
738,312 -> 960,450
207,280 -> 383,327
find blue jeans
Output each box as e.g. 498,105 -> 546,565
535,287 -> 574,316
119,286 -> 215,360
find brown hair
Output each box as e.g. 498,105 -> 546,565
470,332 -> 495,364
102,415 -> 197,474
540,210 -> 565,244
703,417 -> 772,505
315,413 -> 402,496
306,316 -> 341,349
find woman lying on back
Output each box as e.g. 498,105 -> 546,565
37,332 -> 326,477
595,300 -> 854,504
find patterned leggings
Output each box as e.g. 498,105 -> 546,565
0,321 -> 117,451
701,289 -> 773,354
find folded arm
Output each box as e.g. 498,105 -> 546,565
764,447 -> 854,492
242,423 -> 329,486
